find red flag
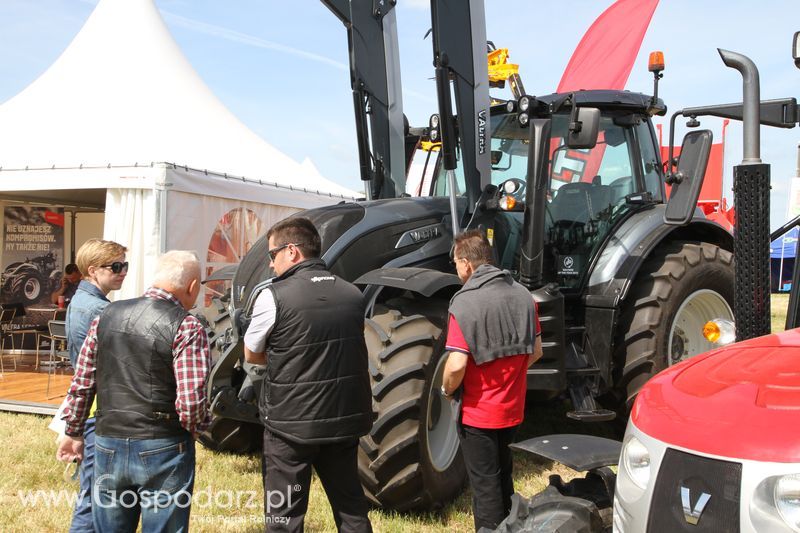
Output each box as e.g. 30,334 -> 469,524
557,0 -> 660,92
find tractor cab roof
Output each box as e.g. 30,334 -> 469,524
491,89 -> 667,117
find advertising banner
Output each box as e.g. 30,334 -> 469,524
1,206 -> 66,347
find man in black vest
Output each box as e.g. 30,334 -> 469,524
57,250 -> 211,532
244,217 -> 373,532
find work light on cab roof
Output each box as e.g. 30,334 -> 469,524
648,50 -> 665,73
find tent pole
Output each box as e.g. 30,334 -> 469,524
158,188 -> 167,254
70,210 -> 77,263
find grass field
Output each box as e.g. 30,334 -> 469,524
0,403 -> 592,532
0,296 -> 791,532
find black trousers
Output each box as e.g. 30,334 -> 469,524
262,429 -> 372,533
457,423 -> 519,531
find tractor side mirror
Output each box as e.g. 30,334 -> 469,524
793,31 -> 800,69
566,107 -> 600,149
664,129 -> 713,225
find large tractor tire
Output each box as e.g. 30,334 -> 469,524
615,241 -> 734,409
13,273 -> 42,304
359,300 -> 466,511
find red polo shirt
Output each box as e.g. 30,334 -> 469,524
445,313 -> 541,429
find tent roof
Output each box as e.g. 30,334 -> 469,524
0,0 -> 356,199
771,226 -> 799,259
0,164 -> 349,211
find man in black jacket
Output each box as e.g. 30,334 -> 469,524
244,217 -> 373,533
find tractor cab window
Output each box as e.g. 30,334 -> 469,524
545,114 -> 645,290
405,145 -> 440,197
636,120 -> 664,202
486,112 -> 650,287
429,148 -> 466,198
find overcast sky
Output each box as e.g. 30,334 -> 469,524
0,0 -> 798,230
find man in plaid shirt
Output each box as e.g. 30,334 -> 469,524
57,250 -> 211,532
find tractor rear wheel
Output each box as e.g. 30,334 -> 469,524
14,274 -> 42,304
615,241 -> 734,410
359,300 -> 466,511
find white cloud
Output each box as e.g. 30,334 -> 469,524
160,10 -> 347,71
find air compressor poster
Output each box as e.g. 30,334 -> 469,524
1,206 -> 65,306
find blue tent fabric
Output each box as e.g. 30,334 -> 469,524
771,227 -> 799,259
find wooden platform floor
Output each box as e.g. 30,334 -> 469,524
0,354 -> 71,407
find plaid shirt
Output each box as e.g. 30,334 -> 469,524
63,287 -> 212,438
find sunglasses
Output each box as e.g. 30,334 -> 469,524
268,243 -> 305,261
267,243 -> 292,261
100,261 -> 129,274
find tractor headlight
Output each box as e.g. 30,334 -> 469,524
518,113 -> 529,127
622,437 -> 651,490
499,196 -> 517,211
775,474 -> 800,532
519,95 -> 531,112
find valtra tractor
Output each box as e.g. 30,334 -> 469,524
200,0 -> 752,512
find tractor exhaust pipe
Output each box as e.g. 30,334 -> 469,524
718,49 -> 761,164
719,48 -> 771,341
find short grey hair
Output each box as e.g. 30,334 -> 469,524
153,250 -> 200,290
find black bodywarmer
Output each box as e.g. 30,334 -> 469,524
95,296 -> 188,439
260,259 -> 373,444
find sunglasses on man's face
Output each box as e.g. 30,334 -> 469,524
100,261 -> 129,274
267,243 -> 291,261
268,242 -> 306,261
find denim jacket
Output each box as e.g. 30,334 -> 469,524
65,280 -> 110,367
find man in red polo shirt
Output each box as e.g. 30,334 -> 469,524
442,230 -> 542,531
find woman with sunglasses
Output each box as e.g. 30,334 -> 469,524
63,238 -> 127,533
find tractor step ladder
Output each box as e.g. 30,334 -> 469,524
567,382 -> 616,422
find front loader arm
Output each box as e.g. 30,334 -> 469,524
322,0 -> 406,199
430,0 -> 492,210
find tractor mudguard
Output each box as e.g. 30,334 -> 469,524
580,205 -> 732,389
510,434 -> 621,472
354,267 -> 461,298
584,204 -> 733,308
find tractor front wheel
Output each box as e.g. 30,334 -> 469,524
615,241 -> 734,410
359,300 -> 466,511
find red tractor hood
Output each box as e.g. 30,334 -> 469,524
631,328 -> 800,463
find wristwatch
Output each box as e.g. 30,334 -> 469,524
440,385 -> 452,399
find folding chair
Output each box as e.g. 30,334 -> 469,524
45,320 -> 70,398
0,307 -> 17,375
36,308 -> 68,370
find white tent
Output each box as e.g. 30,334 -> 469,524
0,0 -> 357,304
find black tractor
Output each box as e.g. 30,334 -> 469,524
200,0 -> 739,512
1,251 -> 60,305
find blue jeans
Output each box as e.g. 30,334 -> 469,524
69,417 -> 95,533
92,434 -> 195,533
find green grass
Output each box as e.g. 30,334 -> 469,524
0,406 -> 584,532
772,293 -> 790,332
1,294 -> 791,531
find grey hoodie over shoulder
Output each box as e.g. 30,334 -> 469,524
448,263 -> 536,365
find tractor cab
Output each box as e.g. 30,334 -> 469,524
423,90 -> 671,293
